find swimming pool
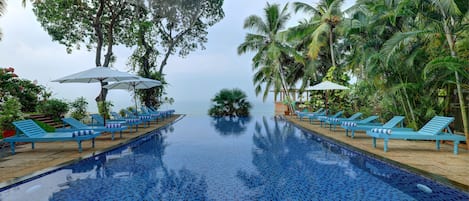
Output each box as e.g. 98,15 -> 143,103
0,116 -> 468,200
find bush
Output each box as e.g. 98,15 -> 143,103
70,97 -> 88,121
36,99 -> 69,122
97,101 -> 113,119
208,88 -> 251,117
0,97 -> 24,131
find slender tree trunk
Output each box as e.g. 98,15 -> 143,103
93,0 -> 105,67
329,27 -> 336,67
441,15 -> 469,147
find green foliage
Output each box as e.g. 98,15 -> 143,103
36,99 -> 69,122
70,97 -> 88,121
33,120 -> 55,132
0,67 -> 49,112
208,89 -> 252,117
0,97 -> 23,131
97,101 -> 113,120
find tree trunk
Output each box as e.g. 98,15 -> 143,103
441,12 -> 469,148
329,27 -> 336,67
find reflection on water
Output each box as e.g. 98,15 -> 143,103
1,116 -> 468,201
211,116 -> 252,136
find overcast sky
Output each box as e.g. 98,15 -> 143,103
0,0 -> 353,115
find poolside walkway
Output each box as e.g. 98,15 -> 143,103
0,115 -> 180,188
286,116 -> 469,192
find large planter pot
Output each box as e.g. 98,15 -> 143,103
2,130 -> 15,138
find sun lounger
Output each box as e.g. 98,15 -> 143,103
366,116 -> 466,154
311,110 -> 344,125
342,116 -> 409,138
59,117 -> 128,140
123,109 -> 153,127
323,112 -> 364,130
296,108 -> 324,121
3,119 -> 101,154
110,112 -> 143,132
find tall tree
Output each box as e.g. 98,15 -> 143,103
238,3 -> 300,112
293,0 -> 344,67
128,0 -> 224,107
34,0 -> 135,104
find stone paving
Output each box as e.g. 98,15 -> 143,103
286,116 -> 469,192
1,114 -> 468,193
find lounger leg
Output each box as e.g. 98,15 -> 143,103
111,132 -> 115,141
383,139 -> 388,152
78,141 -> 82,152
351,130 -> 355,139
436,140 -> 440,150
92,138 -> 95,148
120,131 -> 123,138
372,137 -> 376,148
345,129 -> 349,137
10,142 -> 15,154
31,142 -> 35,150
454,141 -> 459,155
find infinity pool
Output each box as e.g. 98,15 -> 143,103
1,116 -> 468,200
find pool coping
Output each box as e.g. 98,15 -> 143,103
0,114 -> 185,190
287,117 -> 469,193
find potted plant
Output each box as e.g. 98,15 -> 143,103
0,97 -> 23,138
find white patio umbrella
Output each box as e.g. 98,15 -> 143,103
52,67 -> 139,124
309,81 -> 349,111
104,76 -> 161,112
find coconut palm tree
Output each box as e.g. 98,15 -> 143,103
293,0 -> 344,67
238,3 -> 300,112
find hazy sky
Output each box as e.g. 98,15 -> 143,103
0,0 -> 353,115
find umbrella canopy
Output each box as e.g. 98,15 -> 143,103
104,77 -> 161,90
308,81 -> 349,111
104,76 -> 161,111
51,67 -> 138,83
309,81 -> 349,90
52,67 -> 138,124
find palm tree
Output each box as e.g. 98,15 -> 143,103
293,0 -> 344,67
208,88 -> 252,117
238,3 -> 300,112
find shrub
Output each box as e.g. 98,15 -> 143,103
208,88 -> 251,117
36,99 -> 69,122
70,97 -> 88,121
0,97 -> 24,131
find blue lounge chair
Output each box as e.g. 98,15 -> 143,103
310,110 -> 344,125
342,116 -> 409,138
90,113 -> 140,133
296,108 -> 324,121
110,112 -> 143,132
147,106 -> 175,119
59,117 -> 128,140
123,109 -> 153,127
323,112 -> 364,130
3,119 -> 101,154
366,116 -> 466,154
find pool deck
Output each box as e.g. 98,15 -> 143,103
0,114 -> 468,193
286,116 -> 469,192
0,115 -> 181,188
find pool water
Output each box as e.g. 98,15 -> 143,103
1,116 -> 468,201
